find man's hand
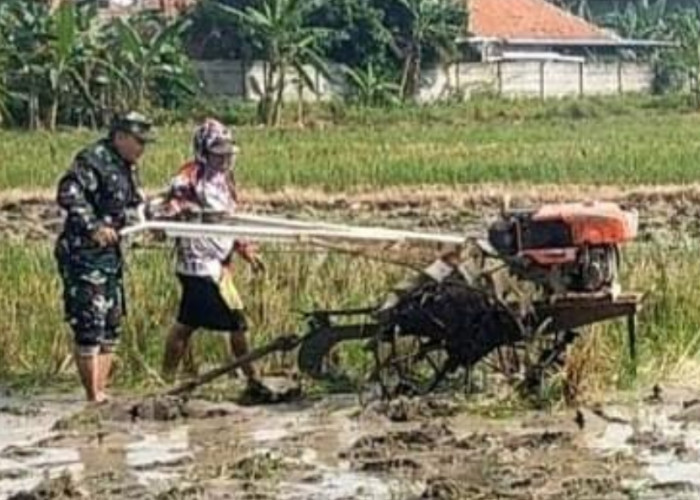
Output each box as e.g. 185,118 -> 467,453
92,226 -> 119,247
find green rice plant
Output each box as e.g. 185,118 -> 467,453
4,234 -> 700,397
2,97 -> 700,192
0,242 -> 405,388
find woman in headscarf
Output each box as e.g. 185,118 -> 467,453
158,118 -> 267,394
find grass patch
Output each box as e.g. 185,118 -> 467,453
2,96 -> 700,191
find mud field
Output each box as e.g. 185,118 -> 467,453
5,383 -> 700,500
3,184 -> 700,244
4,185 -> 700,499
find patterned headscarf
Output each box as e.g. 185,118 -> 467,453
193,118 -> 234,165
192,118 -> 238,202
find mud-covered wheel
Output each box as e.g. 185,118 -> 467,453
513,329 -> 580,400
366,333 -> 458,399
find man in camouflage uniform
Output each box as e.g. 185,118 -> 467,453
55,112 -> 154,403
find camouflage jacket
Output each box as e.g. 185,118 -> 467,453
56,138 -> 144,267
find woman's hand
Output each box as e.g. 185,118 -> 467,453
235,241 -> 266,275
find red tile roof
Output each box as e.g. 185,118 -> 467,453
468,0 -> 614,40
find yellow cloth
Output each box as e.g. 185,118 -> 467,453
219,268 -> 244,311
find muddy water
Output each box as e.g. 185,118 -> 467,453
5,388 -> 700,499
0,394 -> 82,498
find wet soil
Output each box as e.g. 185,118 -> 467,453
5,388 -> 700,499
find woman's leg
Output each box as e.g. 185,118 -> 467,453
163,322 -> 196,381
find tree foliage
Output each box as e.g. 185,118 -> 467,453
0,0 -> 196,129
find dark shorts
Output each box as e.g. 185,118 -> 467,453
177,274 -> 247,332
56,251 -> 124,355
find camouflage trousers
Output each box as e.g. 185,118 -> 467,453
55,242 -> 125,355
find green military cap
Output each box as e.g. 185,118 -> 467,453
111,111 -> 156,143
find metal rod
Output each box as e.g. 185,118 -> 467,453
165,334 -> 302,396
121,220 -> 466,245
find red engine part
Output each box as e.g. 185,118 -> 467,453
531,202 -> 638,247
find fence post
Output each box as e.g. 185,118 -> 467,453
497,61 -> 503,96
617,59 -> 623,95
455,60 -> 461,98
315,66 -> 320,102
579,62 -> 584,97
540,61 -> 545,100
240,59 -> 247,100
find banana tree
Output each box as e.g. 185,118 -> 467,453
216,0 -> 331,127
343,63 -> 401,106
106,12 -> 195,110
44,1 -> 102,130
388,0 -> 466,101
668,8 -> 700,106
604,0 -> 669,39
2,0 -> 53,129
551,0 -> 592,20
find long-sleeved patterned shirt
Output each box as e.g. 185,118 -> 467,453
56,138 -> 143,265
167,161 -> 241,280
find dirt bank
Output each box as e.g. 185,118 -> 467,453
2,184 -> 700,244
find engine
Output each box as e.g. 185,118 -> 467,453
485,202 -> 638,295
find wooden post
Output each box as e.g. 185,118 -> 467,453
627,313 -> 637,378
455,60 -> 461,98
618,59 -> 623,95
497,61 -> 503,96
240,59 -> 248,101
315,66 -> 320,102
539,61 -> 545,100
579,62 -> 584,97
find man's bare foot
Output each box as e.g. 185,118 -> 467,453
94,392 -> 110,404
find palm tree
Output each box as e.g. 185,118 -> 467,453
389,0 -> 467,101
216,0 -> 330,126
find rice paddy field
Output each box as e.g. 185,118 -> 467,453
2,95 -> 700,395
7,96 -> 700,500
2,95 -> 700,192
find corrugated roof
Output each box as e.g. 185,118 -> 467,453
468,0 -> 614,40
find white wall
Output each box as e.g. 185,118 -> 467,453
192,59 -> 655,103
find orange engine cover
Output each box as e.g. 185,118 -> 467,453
531,202 -> 638,246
